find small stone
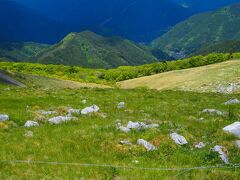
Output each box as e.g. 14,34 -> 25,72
119,140 -> 132,145
223,122 -> 240,138
39,110 -> 57,115
132,160 -> 139,164
194,142 -> 206,149
224,99 -> 240,105
0,114 -> 9,122
48,116 -> 76,124
119,126 -> 131,133
117,102 -> 125,109
127,121 -> 146,130
202,109 -> 225,116
170,133 -> 188,145
137,139 -> 157,151
67,108 -> 81,116
24,121 -> 39,128
81,105 -> 99,115
82,100 -> 87,104
211,145 -> 229,164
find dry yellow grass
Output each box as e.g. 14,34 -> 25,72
119,60 -> 240,93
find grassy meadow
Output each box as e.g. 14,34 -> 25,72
0,82 -> 240,179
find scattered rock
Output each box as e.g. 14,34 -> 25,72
39,110 -> 57,115
235,140 -> 240,148
82,100 -> 87,104
224,99 -> 240,105
202,109 -> 225,116
117,102 -> 125,109
67,108 -> 81,116
137,139 -> 157,151
119,140 -> 132,146
223,122 -> 240,138
81,105 -> 99,115
217,83 -> 240,94
24,121 -> 39,128
194,142 -> 206,149
117,121 -> 159,133
24,131 -> 34,137
119,126 -> 131,133
170,133 -> 188,145
48,116 -> 76,125
0,114 -> 9,122
127,121 -> 146,130
211,145 -> 229,164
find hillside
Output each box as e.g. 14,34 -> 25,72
195,40 -> 240,55
151,3 -> 240,58
35,31 -> 157,69
0,42 -> 49,62
119,60 -> 240,93
0,68 -> 240,178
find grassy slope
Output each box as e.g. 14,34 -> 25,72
0,84 -> 240,179
119,60 -> 240,92
151,4 -> 240,57
35,31 -> 157,69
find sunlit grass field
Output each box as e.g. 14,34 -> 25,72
119,60 -> 240,93
0,83 -> 240,179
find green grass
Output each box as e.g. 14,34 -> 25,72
0,84 -> 240,179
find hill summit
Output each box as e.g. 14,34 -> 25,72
35,31 -> 157,69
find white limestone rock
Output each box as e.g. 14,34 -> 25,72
119,140 -> 132,145
137,139 -> 157,151
224,99 -> 240,105
0,114 -> 9,122
48,116 -> 76,125
67,108 -> 81,116
39,110 -> 57,115
194,142 -> 206,149
202,109 -> 225,116
81,105 -> 99,115
223,122 -> 240,138
127,121 -> 146,130
117,102 -> 125,109
211,145 -> 229,164
170,133 -> 188,145
24,121 -> 39,128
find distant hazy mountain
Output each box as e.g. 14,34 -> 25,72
34,31 -> 157,69
151,3 -> 240,58
0,1 -> 72,44
14,0 -> 191,42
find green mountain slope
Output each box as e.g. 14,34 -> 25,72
151,3 -> 240,58
0,42 -> 49,62
195,40 -> 240,55
35,31 -> 157,69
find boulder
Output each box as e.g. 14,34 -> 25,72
223,122 -> 240,138
211,145 -> 229,164
137,139 -> 157,151
202,109 -> 225,116
0,114 -> 9,122
170,133 -> 188,145
24,121 -> 39,128
194,142 -> 206,149
81,105 -> 99,115
224,99 -> 240,105
117,102 -> 125,109
117,121 -> 159,132
48,116 -> 76,125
